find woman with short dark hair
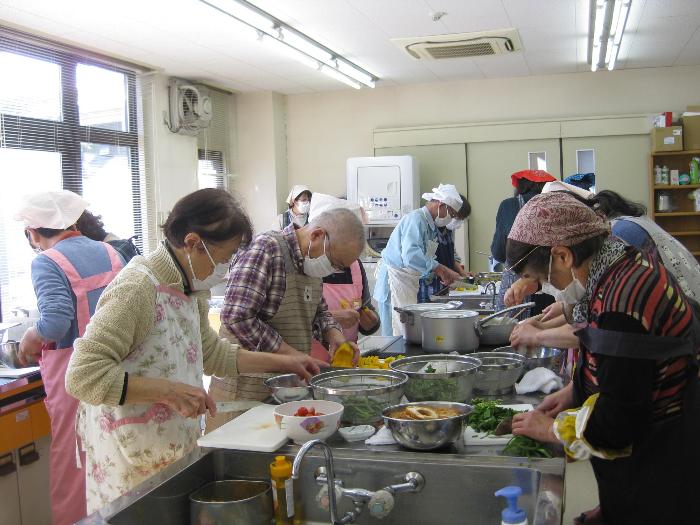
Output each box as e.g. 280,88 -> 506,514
66,188 -> 325,513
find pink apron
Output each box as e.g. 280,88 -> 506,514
39,241 -> 123,525
310,261 -> 364,361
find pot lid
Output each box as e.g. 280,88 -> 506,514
422,310 -> 479,319
401,302 -> 458,312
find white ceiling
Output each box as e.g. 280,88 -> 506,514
1,0 -> 700,94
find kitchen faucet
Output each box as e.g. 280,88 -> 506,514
483,281 -> 498,309
292,439 -> 424,524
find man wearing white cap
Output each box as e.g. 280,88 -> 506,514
276,185 -> 312,229
15,189 -> 124,525
373,183 -> 470,336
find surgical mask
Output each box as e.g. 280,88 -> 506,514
296,201 -> 310,214
434,204 -> 452,228
187,241 -> 229,291
303,234 -> 335,278
541,255 -> 586,304
446,218 -> 463,231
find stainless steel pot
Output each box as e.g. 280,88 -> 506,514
393,301 -> 461,345
421,303 -> 535,353
189,480 -> 273,525
0,341 -> 22,368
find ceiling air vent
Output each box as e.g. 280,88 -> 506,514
392,29 -> 522,60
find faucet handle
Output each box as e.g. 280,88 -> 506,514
316,483 -> 344,512
368,490 -> 394,519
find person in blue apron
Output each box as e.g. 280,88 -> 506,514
417,218 -> 469,302
491,169 -> 556,315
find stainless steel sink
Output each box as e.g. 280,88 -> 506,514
88,445 -> 563,525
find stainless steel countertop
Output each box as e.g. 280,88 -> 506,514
77,338 -> 566,524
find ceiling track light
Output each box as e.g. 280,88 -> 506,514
588,0 -> 631,72
199,0 -> 377,88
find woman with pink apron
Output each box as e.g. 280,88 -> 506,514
310,260 -> 380,361
41,241 -> 123,525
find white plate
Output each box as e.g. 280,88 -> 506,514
463,404 -> 534,446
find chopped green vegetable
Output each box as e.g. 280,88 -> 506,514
406,378 -> 460,402
468,398 -> 520,434
340,397 -> 386,424
502,436 -> 552,458
424,364 -> 436,374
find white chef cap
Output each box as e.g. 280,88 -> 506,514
15,190 -> 89,229
308,193 -> 364,223
286,185 -> 312,205
421,183 -> 463,211
542,180 -> 593,199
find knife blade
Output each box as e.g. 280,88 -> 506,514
214,400 -> 264,413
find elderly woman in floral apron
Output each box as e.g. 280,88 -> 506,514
66,189 -> 325,513
504,192 -> 700,525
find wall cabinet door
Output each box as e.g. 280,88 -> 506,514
561,135 -> 651,207
466,139 -> 561,272
375,144 -> 469,268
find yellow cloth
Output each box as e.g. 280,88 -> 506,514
553,393 -> 633,460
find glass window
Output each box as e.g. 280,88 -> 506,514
0,51 -> 61,121
198,149 -> 225,189
0,149 -> 62,316
76,63 -> 128,131
81,143 -> 135,238
528,151 -> 547,171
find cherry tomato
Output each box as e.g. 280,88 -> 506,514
308,407 -> 316,416
295,407 -> 309,417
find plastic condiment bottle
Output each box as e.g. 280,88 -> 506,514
495,486 -> 528,525
270,456 -> 295,525
331,342 -> 354,368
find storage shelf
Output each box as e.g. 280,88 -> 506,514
667,231 -> 700,236
652,150 -> 700,156
654,211 -> 700,217
653,184 -> 700,190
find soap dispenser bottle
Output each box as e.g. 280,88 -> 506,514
495,486 -> 528,525
270,456 -> 295,525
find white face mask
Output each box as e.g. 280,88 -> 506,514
303,234 -> 335,278
187,241 -> 229,291
541,254 -> 586,305
446,218 -> 463,231
296,201 -> 310,214
434,203 -> 452,228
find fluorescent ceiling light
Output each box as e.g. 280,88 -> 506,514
199,0 -> 376,89
320,65 -> 361,89
589,0 -> 630,72
591,0 -> 609,72
261,34 -> 319,70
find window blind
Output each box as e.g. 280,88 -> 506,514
197,89 -> 231,190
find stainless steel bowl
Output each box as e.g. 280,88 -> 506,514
382,401 -> 473,450
479,317 -> 518,346
190,480 -> 273,525
499,346 -> 564,375
263,374 -> 311,403
389,355 -> 482,403
310,369 -> 407,425
0,341 -> 22,368
470,351 -> 526,395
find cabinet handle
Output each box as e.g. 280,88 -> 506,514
19,443 -> 39,466
0,453 -> 16,477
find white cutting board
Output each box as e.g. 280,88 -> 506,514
464,404 -> 533,446
197,404 -> 288,452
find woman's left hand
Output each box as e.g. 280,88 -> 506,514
327,332 -> 360,366
509,323 -> 541,347
511,410 -> 558,443
358,307 -> 379,332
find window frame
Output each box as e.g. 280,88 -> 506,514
0,34 -> 143,246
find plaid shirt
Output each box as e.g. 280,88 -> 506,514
221,224 -> 341,352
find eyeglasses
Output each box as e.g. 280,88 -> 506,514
505,245 -> 545,273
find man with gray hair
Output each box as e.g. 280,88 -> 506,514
207,207 -> 364,429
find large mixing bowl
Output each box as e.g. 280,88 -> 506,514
264,374 -> 311,403
382,401 -> 473,450
389,355 -> 482,403
498,346 -> 564,375
310,369 -> 407,425
470,352 -> 526,395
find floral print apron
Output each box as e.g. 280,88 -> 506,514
79,265 -> 203,513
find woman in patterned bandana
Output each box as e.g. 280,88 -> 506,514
505,191 -> 700,525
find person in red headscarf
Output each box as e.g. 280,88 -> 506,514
490,170 -> 556,315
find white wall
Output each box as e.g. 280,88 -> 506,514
283,65 -> 700,195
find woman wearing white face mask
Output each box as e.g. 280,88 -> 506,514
277,185 -> 312,229
65,189 -> 325,513
504,192 -> 700,525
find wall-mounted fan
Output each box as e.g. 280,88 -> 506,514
168,79 -> 212,136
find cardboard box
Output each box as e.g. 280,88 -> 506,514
687,105 -> 700,112
652,126 -> 683,152
682,115 -> 700,151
